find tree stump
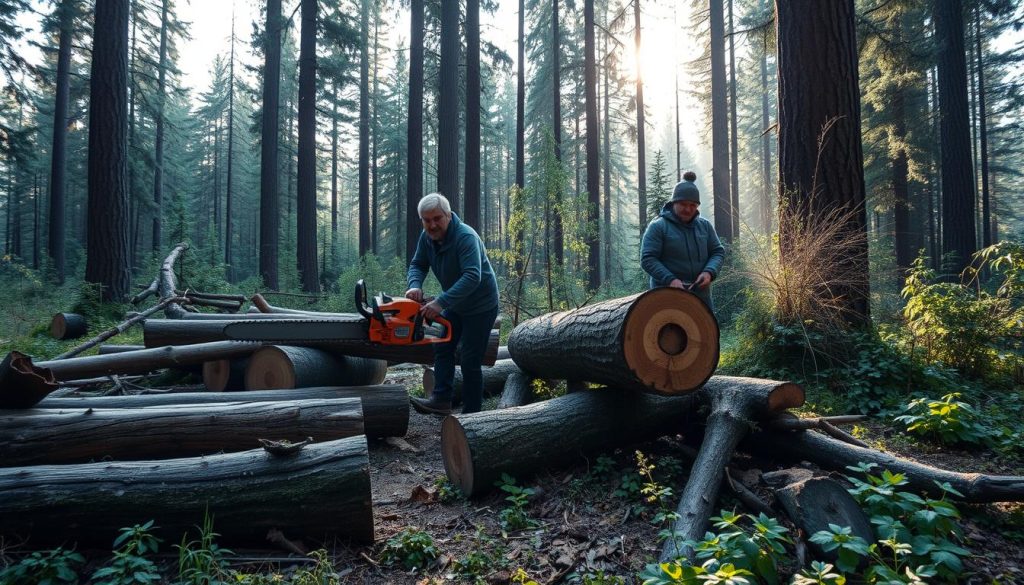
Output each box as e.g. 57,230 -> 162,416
1,398 -> 365,466
776,477 -> 875,561
38,384 -> 409,438
244,346 -> 388,390
49,313 -> 87,340
0,435 -> 373,547
508,288 -> 719,395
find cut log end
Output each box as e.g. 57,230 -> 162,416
50,313 -> 87,340
622,288 -> 719,395
203,359 -> 230,391
767,382 -> 807,412
440,416 -> 475,497
245,347 -> 296,390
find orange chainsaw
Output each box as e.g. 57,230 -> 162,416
354,279 -> 452,346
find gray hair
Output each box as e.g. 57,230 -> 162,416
418,192 -> 452,217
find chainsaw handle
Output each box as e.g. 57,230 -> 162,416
354,280 -> 372,319
412,312 -> 449,343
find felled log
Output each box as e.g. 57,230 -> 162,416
0,352 -> 57,408
144,319 -> 500,366
422,359 -> 522,403
98,344 -> 146,354
508,288 -> 719,395
245,346 -> 388,390
746,427 -> 1024,503
49,313 -> 87,340
0,435 -> 373,547
497,371 -> 535,409
660,377 -> 804,562
775,477 -> 875,560
0,398 -> 365,466
442,385 -> 708,497
38,384 -> 409,438
203,357 -> 249,391
38,341 -> 262,382
496,345 -> 510,361
155,242 -> 190,318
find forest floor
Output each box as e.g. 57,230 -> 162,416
271,365 -> 1024,585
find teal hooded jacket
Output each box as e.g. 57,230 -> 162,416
407,212 -> 499,315
640,203 -> 726,309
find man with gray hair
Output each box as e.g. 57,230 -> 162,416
406,193 -> 499,415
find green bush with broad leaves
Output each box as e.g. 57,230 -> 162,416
0,548 -> 84,585
90,520 -> 164,585
894,392 -> 997,447
378,526 -> 438,571
496,473 -> 539,532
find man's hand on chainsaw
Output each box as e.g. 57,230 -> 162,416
405,288 -> 423,302
420,299 -> 443,320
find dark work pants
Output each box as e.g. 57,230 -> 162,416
430,304 -> 499,414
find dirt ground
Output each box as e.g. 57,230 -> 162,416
309,367 -> 1024,584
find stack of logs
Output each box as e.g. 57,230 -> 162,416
3,243 -> 1022,564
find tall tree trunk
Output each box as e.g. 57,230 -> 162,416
331,82 -> 339,265
259,0 -> 282,289
934,0 -> 976,274
974,5 -> 990,249
464,0 -> 481,228
552,0 -> 563,266
727,0 -> 739,239
127,0 -> 138,273
406,0 -> 424,264
225,17 -> 236,281
370,11 -> 379,254
634,0 -> 646,237
513,0 -> 525,275
85,0 -> 131,303
438,0 -> 459,209
296,0 -> 319,291
893,85 -> 912,282
759,3 -> 772,234
151,0 -> 168,255
710,0 -> 732,241
776,0 -> 869,326
602,16 -> 611,281
584,0 -> 600,290
48,0 -> 73,283
358,0 -> 371,256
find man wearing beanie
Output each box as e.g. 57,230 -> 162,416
640,171 -> 726,310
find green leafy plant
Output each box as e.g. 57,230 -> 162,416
894,392 -> 996,446
433,474 -> 462,503
450,529 -> 505,584
0,548 -> 84,585
175,512 -> 233,584
791,561 -> 846,585
90,520 -> 163,584
639,560 -> 754,585
289,550 -> 343,585
496,473 -> 539,532
807,524 -> 871,574
378,526 -> 438,570
580,569 -> 626,584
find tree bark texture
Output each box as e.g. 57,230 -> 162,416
38,384 -> 409,438
35,341 -> 262,382
422,359 -> 522,404
296,0 -> 319,290
0,398 -> 364,466
437,0 -> 459,208
203,357 -> 248,390
47,0 -> 73,283
747,428 -> 1024,503
244,345 -> 387,390
358,0 -> 371,256
584,0 -> 600,290
496,370 -> 535,409
710,0 -> 732,240
776,0 -> 870,324
464,0 -> 481,229
50,313 -> 87,340
508,288 -> 718,395
0,436 -> 373,547
85,0 -> 131,302
775,477 -> 875,559
259,0 -> 282,289
406,0 -> 424,264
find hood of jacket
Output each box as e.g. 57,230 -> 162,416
659,201 -> 701,227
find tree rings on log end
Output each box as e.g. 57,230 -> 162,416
440,416 -> 475,497
50,313 -> 87,340
245,347 -> 298,390
622,288 -> 719,395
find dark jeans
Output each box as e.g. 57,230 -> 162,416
430,304 -> 499,414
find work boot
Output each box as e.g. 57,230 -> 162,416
410,396 -> 452,415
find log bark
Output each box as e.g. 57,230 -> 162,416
497,370 -> 534,408
143,319 -> 500,366
203,357 -> 249,391
244,346 -> 388,390
0,435 -> 373,547
98,344 -> 146,354
34,341 -> 262,382
154,242 -> 190,318
0,351 -> 57,408
775,477 -> 875,560
38,384 -> 409,438
747,428 -> 1024,503
440,376 -> 798,497
660,377 -> 805,562
422,359 -> 522,404
508,288 -> 719,395
50,313 -> 87,340
0,398 -> 365,466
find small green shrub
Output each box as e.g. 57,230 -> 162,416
791,561 -> 846,585
0,548 -> 84,585
433,475 -> 462,503
894,392 -> 996,447
378,526 -> 438,570
90,520 -> 163,585
496,473 -> 539,532
175,512 -> 233,584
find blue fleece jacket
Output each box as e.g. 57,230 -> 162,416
407,213 -> 500,316
640,203 -> 726,307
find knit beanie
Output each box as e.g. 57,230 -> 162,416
671,171 -> 700,204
